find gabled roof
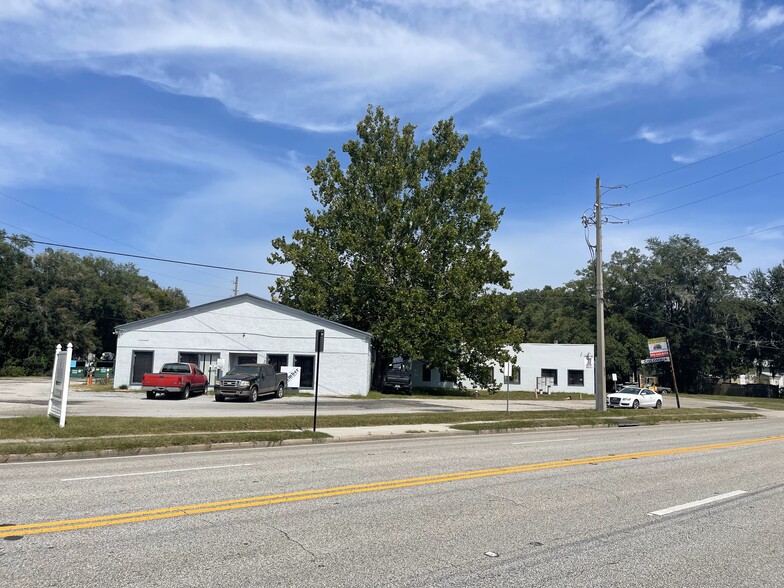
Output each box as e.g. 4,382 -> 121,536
115,293 -> 372,341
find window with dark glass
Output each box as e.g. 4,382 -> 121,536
568,370 -> 584,386
541,368 -> 558,385
422,365 -> 432,382
267,354 -> 288,372
293,355 -> 315,388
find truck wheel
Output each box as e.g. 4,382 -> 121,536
181,384 -> 190,400
146,391 -> 155,400
275,383 -> 284,399
248,386 -> 258,402
215,394 -> 224,402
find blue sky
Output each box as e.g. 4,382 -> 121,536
1,0 -> 783,306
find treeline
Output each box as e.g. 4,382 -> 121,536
511,235 -> 784,392
0,232 -> 188,375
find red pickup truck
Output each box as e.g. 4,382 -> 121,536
142,362 -> 208,400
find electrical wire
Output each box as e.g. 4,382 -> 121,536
626,126 -> 784,187
628,170 -> 784,222
618,148 -> 784,205
705,223 -> 784,246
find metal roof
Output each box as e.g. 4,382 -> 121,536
114,293 -> 372,340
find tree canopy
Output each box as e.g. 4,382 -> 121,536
513,234 -> 782,392
0,231 -> 188,375
269,105 -> 521,386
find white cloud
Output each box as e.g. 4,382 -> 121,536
0,0 -> 745,132
748,5 -> 784,32
637,126 -> 676,145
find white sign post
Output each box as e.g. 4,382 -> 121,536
48,343 -> 73,428
503,362 -> 512,412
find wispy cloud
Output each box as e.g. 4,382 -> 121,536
748,5 -> 784,32
0,0 -> 752,133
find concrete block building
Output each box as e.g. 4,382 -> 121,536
113,294 -> 373,396
410,343 -> 595,395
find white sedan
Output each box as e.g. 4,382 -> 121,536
607,386 -> 663,409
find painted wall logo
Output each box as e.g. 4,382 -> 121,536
647,337 -> 669,359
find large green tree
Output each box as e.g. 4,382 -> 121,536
0,231 -> 188,375
269,106 -> 521,386
746,263 -> 784,379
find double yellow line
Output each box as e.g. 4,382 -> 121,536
4,435 -> 782,538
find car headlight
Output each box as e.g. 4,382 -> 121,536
240,381 -> 251,388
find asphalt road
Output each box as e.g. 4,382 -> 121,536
2,417 -> 782,586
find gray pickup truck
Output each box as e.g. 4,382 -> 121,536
214,363 -> 287,402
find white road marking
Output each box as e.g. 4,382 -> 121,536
511,438 -> 578,445
61,463 -> 253,482
648,490 -> 747,516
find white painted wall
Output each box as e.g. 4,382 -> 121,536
411,343 -> 595,395
114,297 -> 373,396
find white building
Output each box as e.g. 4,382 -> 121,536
113,294 -> 373,397
410,343 -> 595,395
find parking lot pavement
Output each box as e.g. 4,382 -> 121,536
0,378 -> 599,419
2,378 -> 770,420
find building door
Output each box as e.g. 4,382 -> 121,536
131,351 -> 153,385
178,352 -> 220,386
293,355 -> 315,388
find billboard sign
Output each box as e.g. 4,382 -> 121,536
647,337 -> 669,359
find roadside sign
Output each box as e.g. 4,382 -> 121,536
641,357 -> 670,364
48,343 -> 73,428
647,337 -> 669,359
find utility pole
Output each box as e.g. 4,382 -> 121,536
233,276 -> 238,297
595,177 -> 607,412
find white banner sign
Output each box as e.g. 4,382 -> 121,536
280,366 -> 301,388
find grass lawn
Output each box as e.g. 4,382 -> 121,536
0,408 -> 760,458
678,393 -> 784,411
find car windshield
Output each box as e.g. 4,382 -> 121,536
618,387 -> 641,395
226,366 -> 259,376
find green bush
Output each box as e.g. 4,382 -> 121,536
0,365 -> 27,377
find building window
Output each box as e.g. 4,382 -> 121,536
131,351 -> 153,385
294,355 -> 315,388
267,354 -> 289,372
422,365 -> 432,382
178,352 -> 198,364
541,368 -> 558,386
510,366 -> 521,385
568,370 -> 584,386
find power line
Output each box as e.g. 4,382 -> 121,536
706,223 -> 784,246
0,191 -> 149,255
0,189 -> 224,282
1,222 -> 228,292
630,308 -> 779,351
27,239 -> 292,279
628,170 -> 784,222
618,148 -> 784,205
627,126 -> 784,187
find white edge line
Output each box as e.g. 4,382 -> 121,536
61,463 -> 253,482
648,490 -> 747,516
511,438 -> 578,445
